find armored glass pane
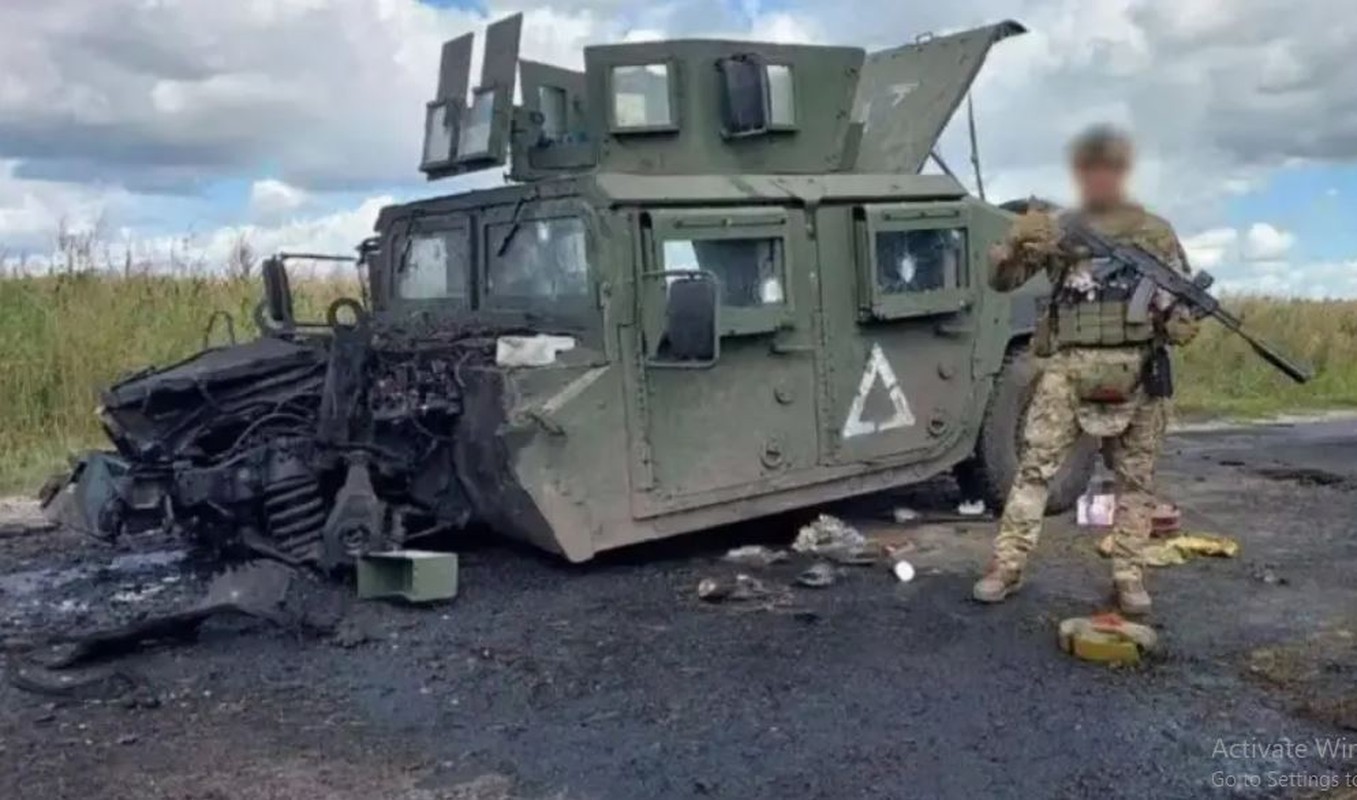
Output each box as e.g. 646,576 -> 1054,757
398,231 -> 470,301
612,64 -> 671,128
423,103 -> 453,165
663,238 -> 785,308
538,85 -> 569,141
459,90 -> 494,156
486,217 -> 590,305
875,227 -> 965,294
766,64 -> 795,126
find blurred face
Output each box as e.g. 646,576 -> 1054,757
1073,157 -> 1130,210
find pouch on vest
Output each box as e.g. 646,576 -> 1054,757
1072,359 -> 1141,404
1054,301 -> 1156,347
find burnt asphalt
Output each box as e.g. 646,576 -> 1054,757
2,419 -> 1356,799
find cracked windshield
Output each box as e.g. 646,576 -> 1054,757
488,217 -> 590,306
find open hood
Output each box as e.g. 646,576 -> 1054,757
851,20 -> 1027,174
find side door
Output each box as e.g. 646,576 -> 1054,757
816,201 -> 982,464
631,207 -> 820,513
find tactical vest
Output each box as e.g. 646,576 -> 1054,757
1043,211 -> 1159,350
1048,256 -> 1157,348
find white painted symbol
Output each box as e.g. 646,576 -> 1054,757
842,343 -> 915,438
887,81 -> 918,106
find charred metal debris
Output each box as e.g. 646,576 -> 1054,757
42,308 -> 530,576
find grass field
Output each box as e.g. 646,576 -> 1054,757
0,270 -> 354,492
1,273 -> 1354,493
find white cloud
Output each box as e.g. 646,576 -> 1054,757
1182,227 -> 1239,270
249,179 -> 310,223
1217,259 -> 1357,299
0,0 -> 1355,297
1241,222 -> 1296,262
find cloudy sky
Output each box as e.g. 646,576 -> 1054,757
1,0 -> 1354,295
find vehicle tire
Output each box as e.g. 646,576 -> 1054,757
955,343 -> 1097,515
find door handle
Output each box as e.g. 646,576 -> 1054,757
769,340 -> 814,355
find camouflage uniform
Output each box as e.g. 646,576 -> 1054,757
986,203 -> 1197,591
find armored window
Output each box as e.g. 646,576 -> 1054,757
766,65 -> 795,126
662,238 -> 785,308
422,101 -> 455,168
458,89 -> 495,159
397,229 -> 470,303
875,228 -> 966,295
486,217 -> 590,308
611,64 -> 673,130
857,202 -> 972,320
537,85 -> 569,141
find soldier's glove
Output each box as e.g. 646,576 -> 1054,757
1161,305 -> 1201,346
1009,210 -> 1060,253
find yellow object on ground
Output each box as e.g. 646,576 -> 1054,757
1097,532 -> 1239,566
1059,614 -> 1159,665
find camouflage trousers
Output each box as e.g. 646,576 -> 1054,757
991,353 -> 1168,583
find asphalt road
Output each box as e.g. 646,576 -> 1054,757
2,419 -> 1356,799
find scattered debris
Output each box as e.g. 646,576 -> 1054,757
1077,491 -> 1116,527
722,545 -> 788,568
794,514 -> 865,554
356,550 -> 459,604
494,334 -> 577,367
1170,534 -> 1240,558
891,507 -> 920,524
696,574 -> 776,603
866,527 -> 916,555
956,500 -> 987,517
26,561 -> 297,670
1252,565 -> 1288,586
796,563 -> 839,589
1151,503 -> 1181,536
1059,613 -> 1158,665
892,560 -> 916,583
792,515 -> 876,564
1097,533 -> 1240,567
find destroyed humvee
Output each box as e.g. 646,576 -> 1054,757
48,15 -> 1097,567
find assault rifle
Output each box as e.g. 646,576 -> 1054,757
1062,220 -> 1313,385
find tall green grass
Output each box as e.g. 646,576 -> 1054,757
0,271 -> 353,492
1,272 -> 1354,493
1175,297 -> 1357,416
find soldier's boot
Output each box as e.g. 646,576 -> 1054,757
973,562 -> 1024,604
1115,575 -> 1152,616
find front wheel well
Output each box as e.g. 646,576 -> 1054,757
956,341 -> 1096,515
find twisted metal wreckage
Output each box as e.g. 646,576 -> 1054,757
43,257 -> 529,574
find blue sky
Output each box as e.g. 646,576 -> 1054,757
0,0 -> 1353,295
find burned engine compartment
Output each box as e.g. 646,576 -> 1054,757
47,314 -> 526,572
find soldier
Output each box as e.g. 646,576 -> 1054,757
972,124 -> 1200,615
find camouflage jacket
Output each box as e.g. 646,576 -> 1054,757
989,202 -> 1197,352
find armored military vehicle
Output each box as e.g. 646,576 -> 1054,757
50,15 -> 1096,566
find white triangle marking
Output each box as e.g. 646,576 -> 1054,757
842,343 -> 916,438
